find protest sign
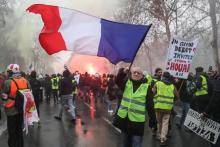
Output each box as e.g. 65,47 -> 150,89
184,109 -> 220,144
166,36 -> 198,79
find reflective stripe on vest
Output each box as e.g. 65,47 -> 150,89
117,79 -> 149,122
51,77 -> 59,89
153,79 -> 158,83
195,75 -> 208,96
154,81 -> 174,110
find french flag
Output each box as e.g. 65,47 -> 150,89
27,4 -> 151,64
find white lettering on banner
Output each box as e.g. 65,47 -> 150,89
184,109 -> 220,144
20,89 -> 39,134
166,36 -> 198,79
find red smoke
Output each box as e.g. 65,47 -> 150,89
68,54 -> 111,75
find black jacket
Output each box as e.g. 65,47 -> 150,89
59,77 -> 74,96
29,77 -> 41,101
205,79 -> 220,122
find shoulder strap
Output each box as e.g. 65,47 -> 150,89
11,78 -> 19,90
7,78 -> 19,100
11,77 -> 29,90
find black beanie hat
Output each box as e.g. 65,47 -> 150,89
195,66 -> 204,73
163,71 -> 171,79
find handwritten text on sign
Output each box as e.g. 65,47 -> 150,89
166,37 -> 198,79
184,109 -> 220,144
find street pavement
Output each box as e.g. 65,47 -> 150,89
0,95 -> 211,147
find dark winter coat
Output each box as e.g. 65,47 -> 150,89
59,77 -> 74,96
29,77 -> 41,102
205,78 -> 220,122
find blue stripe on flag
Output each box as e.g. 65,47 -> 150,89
98,19 -> 151,64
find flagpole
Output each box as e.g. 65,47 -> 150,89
128,24 -> 152,71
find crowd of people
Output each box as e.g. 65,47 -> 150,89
0,63 -> 220,147
111,66 -> 220,147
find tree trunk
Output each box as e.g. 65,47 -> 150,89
165,18 -> 171,41
143,43 -> 153,74
209,0 -> 220,72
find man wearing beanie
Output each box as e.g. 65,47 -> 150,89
191,66 -> 210,112
152,71 -> 179,146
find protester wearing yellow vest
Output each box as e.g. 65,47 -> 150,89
150,67 -> 163,136
114,67 -> 156,147
51,74 -> 59,104
191,67 -> 209,113
72,78 -> 78,107
152,68 -> 163,84
152,71 -> 179,146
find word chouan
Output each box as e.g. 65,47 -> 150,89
169,62 -> 190,72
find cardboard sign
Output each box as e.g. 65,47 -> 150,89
184,109 -> 220,144
166,36 -> 198,79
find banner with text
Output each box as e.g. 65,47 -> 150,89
184,109 -> 220,144
166,36 -> 198,79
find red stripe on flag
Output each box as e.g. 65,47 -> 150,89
27,4 -> 66,54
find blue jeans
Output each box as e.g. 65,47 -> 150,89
180,102 -> 190,126
122,133 -> 143,147
59,94 -> 76,119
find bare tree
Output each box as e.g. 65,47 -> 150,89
209,0 -> 220,72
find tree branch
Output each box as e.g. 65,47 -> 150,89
183,15 -> 209,37
192,4 -> 209,15
188,26 -> 212,38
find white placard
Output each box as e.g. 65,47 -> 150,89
166,36 -> 198,79
184,109 -> 220,144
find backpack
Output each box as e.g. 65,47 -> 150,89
11,79 -> 26,113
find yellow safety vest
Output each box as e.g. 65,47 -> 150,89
117,79 -> 149,122
195,75 -> 208,96
51,77 -> 59,90
154,81 -> 174,110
